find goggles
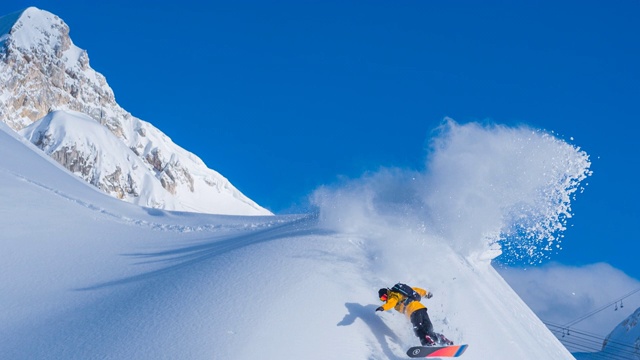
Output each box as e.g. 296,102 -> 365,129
380,294 -> 388,301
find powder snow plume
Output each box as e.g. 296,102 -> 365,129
311,119 -> 592,265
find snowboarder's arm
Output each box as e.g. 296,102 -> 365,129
379,295 -> 399,311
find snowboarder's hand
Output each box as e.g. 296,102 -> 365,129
375,306 -> 384,312
426,292 -> 433,299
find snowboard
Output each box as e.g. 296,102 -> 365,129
406,344 -> 468,358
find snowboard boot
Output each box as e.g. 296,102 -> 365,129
422,335 -> 436,346
437,334 -> 454,346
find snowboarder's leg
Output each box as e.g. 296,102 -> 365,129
410,309 -> 438,346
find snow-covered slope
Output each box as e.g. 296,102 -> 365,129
574,307 -> 640,359
19,110 -> 266,215
0,7 -> 270,216
0,120 -> 590,359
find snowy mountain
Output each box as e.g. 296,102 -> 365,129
0,7 -> 270,215
1,119 -> 591,359
573,307 -> 640,359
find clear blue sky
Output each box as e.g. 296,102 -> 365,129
2,1 -> 639,279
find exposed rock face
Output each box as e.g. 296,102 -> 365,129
0,8 -> 114,131
0,8 -> 271,215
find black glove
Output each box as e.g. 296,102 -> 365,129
426,292 -> 433,299
375,306 -> 384,312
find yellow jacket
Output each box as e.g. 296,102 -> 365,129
380,286 -> 430,318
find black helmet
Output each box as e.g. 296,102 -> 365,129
378,288 -> 388,300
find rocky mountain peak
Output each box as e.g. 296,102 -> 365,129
0,7 -> 271,215
1,7 -> 114,131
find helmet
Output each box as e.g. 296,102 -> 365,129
378,288 -> 389,301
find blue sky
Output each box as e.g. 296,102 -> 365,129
2,0 -> 638,285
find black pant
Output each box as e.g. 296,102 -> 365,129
410,308 -> 439,345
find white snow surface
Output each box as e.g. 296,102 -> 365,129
0,119 -> 591,359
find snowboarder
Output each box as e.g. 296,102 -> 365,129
376,283 -> 453,347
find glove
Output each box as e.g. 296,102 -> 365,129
426,292 -> 433,299
375,306 -> 384,312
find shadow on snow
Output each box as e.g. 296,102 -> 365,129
77,215 -> 332,291
338,302 -> 406,360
